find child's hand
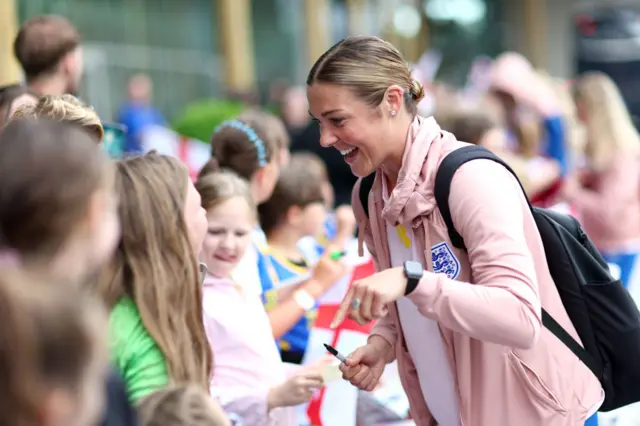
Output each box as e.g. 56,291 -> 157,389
268,369 -> 324,408
335,205 -> 357,238
306,354 -> 333,371
310,250 -> 350,292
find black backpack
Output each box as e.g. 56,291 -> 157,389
358,145 -> 640,412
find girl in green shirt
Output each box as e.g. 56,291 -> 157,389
93,152 -> 213,404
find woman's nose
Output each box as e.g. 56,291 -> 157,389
319,127 -> 339,148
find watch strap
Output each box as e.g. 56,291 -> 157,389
403,261 -> 422,296
404,276 -> 420,296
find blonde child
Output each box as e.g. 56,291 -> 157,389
138,385 -> 230,426
207,111 -> 346,341
196,170 -> 324,426
0,268 -> 108,426
10,94 -> 104,142
93,152 -> 212,404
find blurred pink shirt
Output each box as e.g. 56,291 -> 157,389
202,274 -> 298,426
564,150 -> 640,252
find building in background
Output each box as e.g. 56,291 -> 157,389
0,0 -> 607,122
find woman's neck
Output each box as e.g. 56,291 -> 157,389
380,113 -> 414,189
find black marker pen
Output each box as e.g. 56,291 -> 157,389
323,343 -> 348,364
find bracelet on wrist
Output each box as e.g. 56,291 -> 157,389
293,289 -> 316,311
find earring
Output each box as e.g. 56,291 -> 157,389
390,110 -> 397,117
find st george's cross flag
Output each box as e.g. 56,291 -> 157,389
139,125 -> 210,180
295,237 -> 376,426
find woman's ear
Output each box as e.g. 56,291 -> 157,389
384,85 -> 405,114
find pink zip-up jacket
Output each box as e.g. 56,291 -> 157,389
202,274 -> 298,426
353,116 -> 604,426
563,150 -> 640,253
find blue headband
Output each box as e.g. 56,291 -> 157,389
214,119 -> 267,167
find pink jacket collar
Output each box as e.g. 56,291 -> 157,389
381,115 -> 447,227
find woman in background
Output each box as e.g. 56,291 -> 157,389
566,72 -> 640,298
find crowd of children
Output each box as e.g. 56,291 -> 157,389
0,86 -> 362,426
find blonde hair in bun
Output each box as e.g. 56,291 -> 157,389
410,79 -> 425,103
307,35 -> 424,114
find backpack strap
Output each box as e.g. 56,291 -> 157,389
434,145 -> 600,379
434,145 -> 531,250
359,173 -> 376,219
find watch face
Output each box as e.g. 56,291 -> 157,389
405,261 -> 423,278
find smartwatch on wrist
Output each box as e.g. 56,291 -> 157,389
403,260 -> 423,295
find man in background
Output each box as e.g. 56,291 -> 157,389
0,15 -> 83,125
117,73 -> 166,155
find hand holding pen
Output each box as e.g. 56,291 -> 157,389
324,339 -> 390,392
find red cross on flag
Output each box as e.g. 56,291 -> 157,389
297,238 -> 376,426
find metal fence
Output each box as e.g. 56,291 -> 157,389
17,0 -> 222,120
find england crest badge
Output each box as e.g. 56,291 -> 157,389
431,242 -> 461,280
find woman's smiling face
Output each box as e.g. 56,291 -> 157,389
307,82 -> 397,177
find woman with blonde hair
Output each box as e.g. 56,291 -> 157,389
565,72 -> 640,295
307,35 -> 602,425
93,152 -> 212,404
10,94 -> 104,142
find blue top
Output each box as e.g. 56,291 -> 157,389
117,102 -> 166,155
266,251 -> 316,354
541,115 -> 568,176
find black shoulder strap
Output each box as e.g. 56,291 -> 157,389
434,145 -> 531,250
359,174 -> 376,219
434,146 -> 601,379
